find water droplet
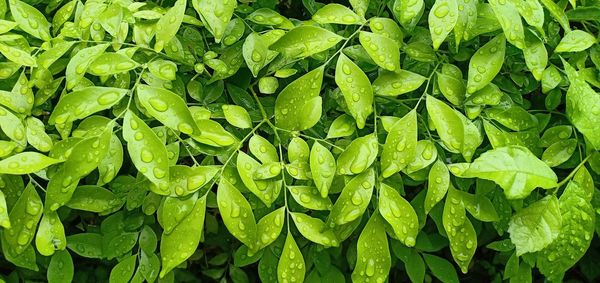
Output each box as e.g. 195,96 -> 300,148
251,51 -> 262,62
342,64 -> 351,75
231,204 -> 240,218
351,192 -> 362,205
396,140 -> 406,151
178,123 -> 194,134
141,149 -> 154,162
342,15 -> 357,23
148,98 -> 168,112
434,3 -> 450,18
366,259 -> 376,276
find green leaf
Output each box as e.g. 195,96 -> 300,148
352,211 -> 391,282
0,191 -> 10,228
160,195 -> 206,277
0,73 -> 34,115
458,190 -> 499,221
222,105 -> 252,129
67,185 -> 123,215
192,0 -> 235,43
148,60 -> 177,81
449,146 -> 557,199
541,139 -> 577,167
358,31 -> 400,71
373,70 -> 426,97
406,140 -> 438,173
429,0 -> 459,50
35,211 -> 66,256
0,43 -> 37,66
562,59 -> 600,149
381,110 -> 418,177
249,135 -> 278,164
288,137 -> 309,163
555,30 -> 596,52
349,0 -> 369,17
65,44 -> 110,89
274,66 -> 324,131
2,184 -> 42,256
163,165 -> 218,197
26,117 -> 53,152
489,0 -> 525,49
0,152 -> 61,174
541,65 -> 562,94
271,25 -> 343,59
453,0 -> 477,47
511,0 -> 544,32
392,0 -> 425,30
158,193 -> 198,234
47,250 -> 74,283
537,168 -> 595,280
255,207 -> 285,251
217,179 -> 257,249
467,34 -> 506,94
137,84 -> 199,136
310,142 -> 336,197
243,32 -> 274,77
326,169 -> 374,227
405,250 -> 426,283
426,95 -> 482,161
336,134 -> 378,175
379,184 -> 418,246
45,128 -> 113,209
49,87 -> 128,125
508,195 -> 561,256
539,0 -> 571,31
97,135 -> 123,185
246,8 -> 293,29
335,53 -> 373,129
154,0 -> 186,51
485,105 -> 538,131
140,251 -> 160,282
0,105 -> 26,146
437,64 -> 466,105
326,114 -> 356,139
288,186 -> 332,210
313,3 -> 363,25
423,254 -> 460,283
523,30 -> 548,81
291,212 -> 339,247
110,255 -> 137,283
88,53 -> 139,76
66,233 -> 103,259
277,234 -> 305,283
237,152 -> 280,206
442,187 -> 476,273
10,0 -> 50,41
123,111 -> 170,195
369,17 -> 403,44
425,159 -> 450,214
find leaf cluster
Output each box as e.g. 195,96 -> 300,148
0,0 -> 600,282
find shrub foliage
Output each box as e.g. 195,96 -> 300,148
0,0 -> 599,282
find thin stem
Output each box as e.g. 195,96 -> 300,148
552,154 -> 592,192
211,120 -> 267,191
278,144 -> 291,233
28,175 -> 46,192
323,21 -> 369,67
234,13 -> 256,33
414,62 -> 442,110
171,129 -> 200,166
